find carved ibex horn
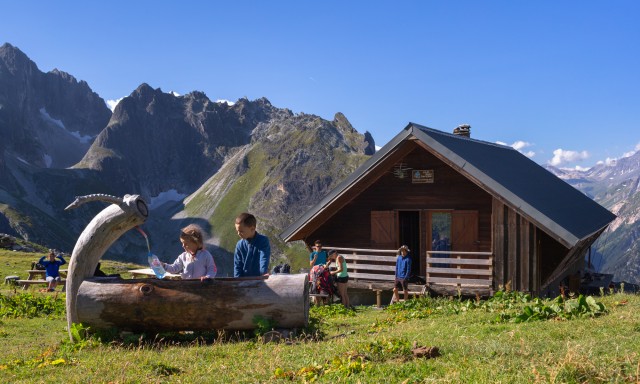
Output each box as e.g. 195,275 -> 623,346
65,194 -> 149,341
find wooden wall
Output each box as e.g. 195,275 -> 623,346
307,143 -> 493,268
493,198 -> 542,294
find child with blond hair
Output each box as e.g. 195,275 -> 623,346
163,224 -> 217,281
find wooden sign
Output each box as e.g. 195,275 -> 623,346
412,170 -> 434,184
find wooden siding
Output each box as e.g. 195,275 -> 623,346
492,198 -> 540,294
307,142 -> 493,273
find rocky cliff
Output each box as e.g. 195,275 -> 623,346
0,43 -> 111,169
0,43 -> 374,274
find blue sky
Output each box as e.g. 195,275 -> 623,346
2,1 -> 638,169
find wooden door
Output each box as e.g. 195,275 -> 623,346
371,211 -> 397,248
451,211 -> 479,252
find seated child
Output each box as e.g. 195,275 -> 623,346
163,224 -> 217,281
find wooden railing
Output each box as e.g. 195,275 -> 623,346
324,246 -> 396,281
324,247 -> 494,288
426,251 -> 493,287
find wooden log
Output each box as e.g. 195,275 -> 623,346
76,274 -> 309,332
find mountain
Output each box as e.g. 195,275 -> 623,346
0,43 -> 374,275
0,43 -> 111,169
547,153 -> 640,284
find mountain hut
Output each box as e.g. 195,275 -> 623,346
280,123 -> 616,301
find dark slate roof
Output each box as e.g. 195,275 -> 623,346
280,123 -> 616,248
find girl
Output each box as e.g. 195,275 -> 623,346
163,224 -> 217,281
327,249 -> 350,308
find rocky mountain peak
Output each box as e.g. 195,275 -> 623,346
363,131 -> 376,155
0,43 -> 38,75
0,43 -> 111,169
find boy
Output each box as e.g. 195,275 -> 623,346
309,239 -> 328,267
234,212 -> 271,277
393,245 -> 412,302
39,249 -> 66,292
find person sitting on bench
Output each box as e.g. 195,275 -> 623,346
38,250 -> 66,292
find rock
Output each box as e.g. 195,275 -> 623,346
412,346 -> 440,359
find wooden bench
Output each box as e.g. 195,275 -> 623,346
17,279 -> 66,291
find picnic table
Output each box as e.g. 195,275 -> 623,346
27,269 -> 68,279
128,268 -> 181,280
17,269 -> 68,290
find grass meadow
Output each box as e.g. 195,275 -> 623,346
1,249 -> 639,383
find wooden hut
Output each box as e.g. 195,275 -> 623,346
280,123 -> 616,297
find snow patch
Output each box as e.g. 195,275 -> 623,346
39,107 -> 65,129
150,189 -> 187,209
16,156 -> 30,165
40,107 -> 94,143
43,154 -> 52,168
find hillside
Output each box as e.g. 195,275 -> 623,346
547,152 -> 640,284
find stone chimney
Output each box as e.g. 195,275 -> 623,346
453,124 -> 471,138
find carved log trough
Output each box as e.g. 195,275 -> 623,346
64,194 -> 309,340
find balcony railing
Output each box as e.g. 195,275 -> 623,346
426,251 -> 493,287
324,246 -> 396,281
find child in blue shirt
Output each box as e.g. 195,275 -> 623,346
234,212 -> 271,277
393,245 -> 412,302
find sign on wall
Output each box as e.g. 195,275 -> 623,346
412,169 -> 434,183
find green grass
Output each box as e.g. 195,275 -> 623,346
0,265 -> 638,384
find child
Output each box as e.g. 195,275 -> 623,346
393,245 -> 412,302
309,239 -> 328,267
234,212 -> 271,277
39,250 -> 66,292
163,224 -> 217,281
327,250 -> 350,308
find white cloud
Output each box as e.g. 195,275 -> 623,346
521,150 -> 535,158
496,140 -> 535,158
216,99 -> 235,106
170,91 -> 181,97
106,97 -> 124,111
621,142 -> 640,158
549,148 -> 589,166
